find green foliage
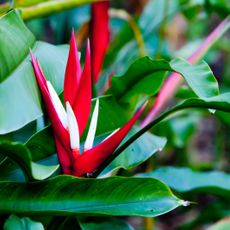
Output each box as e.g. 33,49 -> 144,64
0,10 -> 68,134
0,176 -> 184,217
0,1 -> 229,229
170,58 -> 219,98
0,142 -> 59,181
109,57 -> 219,106
138,167 -> 230,196
101,128 -> 167,175
4,215 -> 44,230
79,217 -> 133,230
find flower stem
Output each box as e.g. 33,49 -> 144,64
109,8 -> 147,57
92,98 -> 230,178
3,0 -> 108,20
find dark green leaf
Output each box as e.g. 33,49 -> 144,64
108,57 -> 219,104
0,176 -> 186,216
26,126 -> 55,161
207,0 -> 230,17
79,217 -> 133,230
94,97 -> 128,136
108,57 -> 169,102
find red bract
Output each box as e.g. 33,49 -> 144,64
64,30 -> 92,136
90,2 -> 110,82
30,32 -> 144,177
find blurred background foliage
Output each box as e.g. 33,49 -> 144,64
0,0 -> 230,229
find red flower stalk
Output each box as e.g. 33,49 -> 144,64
30,32 -> 144,177
90,2 -> 110,82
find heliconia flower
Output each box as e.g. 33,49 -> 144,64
30,32 -> 145,177
90,2 -> 110,83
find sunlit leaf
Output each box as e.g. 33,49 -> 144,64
0,176 -> 186,217
0,10 -> 68,134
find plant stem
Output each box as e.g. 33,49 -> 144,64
109,8 -> 147,57
0,3 -> 10,14
0,0 -> 53,14
15,0 -> 107,20
92,99 -> 230,177
144,217 -> 155,230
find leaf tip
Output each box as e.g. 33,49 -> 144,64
181,200 -> 191,207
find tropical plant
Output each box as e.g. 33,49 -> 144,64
0,1 -> 230,229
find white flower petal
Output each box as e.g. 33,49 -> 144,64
84,99 -> 99,151
47,81 -> 68,129
66,102 -> 80,151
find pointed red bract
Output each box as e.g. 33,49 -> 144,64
64,30 -> 82,106
31,30 -> 146,178
73,40 -> 92,136
30,50 -> 48,90
72,103 -> 146,177
90,2 -> 110,82
54,136 -> 72,175
30,50 -> 71,162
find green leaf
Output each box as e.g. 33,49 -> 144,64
207,0 -> 230,17
180,93 -> 230,112
93,93 -> 230,177
4,215 -> 44,230
26,126 -> 55,161
108,57 -> 170,102
104,0 -> 179,71
0,11 -> 35,83
0,176 -> 186,217
101,127 -> 166,175
0,10 -> 68,134
108,57 -> 219,104
93,96 -> 128,136
79,217 -> 133,230
0,142 -> 59,181
170,58 -> 219,98
137,166 -> 230,196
